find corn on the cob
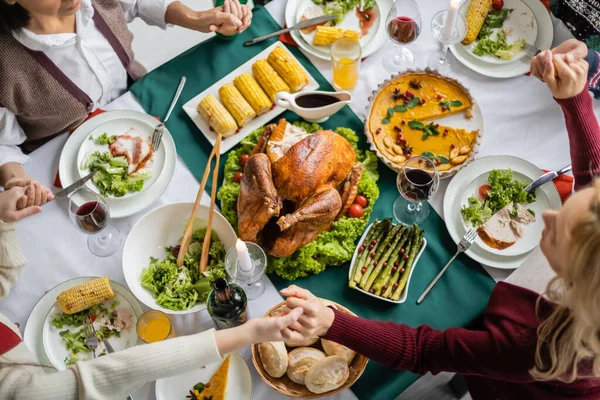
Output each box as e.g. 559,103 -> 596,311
56,277 -> 115,314
343,29 -> 360,40
218,83 -> 256,127
462,0 -> 491,45
252,60 -> 290,101
233,73 -> 272,115
197,94 -> 238,137
313,26 -> 344,46
267,46 -> 309,92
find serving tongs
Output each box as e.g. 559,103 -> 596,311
177,135 -> 223,272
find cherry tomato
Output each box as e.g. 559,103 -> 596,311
240,154 -> 249,167
348,204 -> 364,218
492,0 -> 503,10
354,195 -> 368,208
233,172 -> 243,183
479,184 -> 492,200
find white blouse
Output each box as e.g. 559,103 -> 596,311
0,0 -> 174,169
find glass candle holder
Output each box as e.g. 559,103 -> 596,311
225,241 -> 267,300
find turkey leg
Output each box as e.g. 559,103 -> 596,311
336,162 -> 363,220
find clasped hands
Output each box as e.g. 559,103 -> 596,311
0,178 -> 53,223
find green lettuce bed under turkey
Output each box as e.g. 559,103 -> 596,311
217,122 -> 380,280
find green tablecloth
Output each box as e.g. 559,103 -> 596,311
130,7 -> 496,399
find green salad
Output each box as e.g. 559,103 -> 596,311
473,9 -> 525,60
461,169 -> 536,226
140,227 -> 227,311
312,0 -> 375,24
217,122 -> 380,281
82,134 -> 151,197
51,300 -> 123,366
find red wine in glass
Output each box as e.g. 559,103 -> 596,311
401,169 -> 434,201
76,201 -> 108,233
388,16 -> 419,45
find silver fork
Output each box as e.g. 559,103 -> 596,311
417,228 -> 478,305
151,76 -> 187,150
523,42 -> 542,58
83,319 -> 99,358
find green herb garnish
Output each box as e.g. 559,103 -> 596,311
439,100 -> 463,111
382,97 -> 421,124
409,120 -> 440,141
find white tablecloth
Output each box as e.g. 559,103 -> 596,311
2,0 -> 600,399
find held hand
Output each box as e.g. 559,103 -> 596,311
543,53 -> 589,99
280,285 -> 335,338
0,186 -> 42,222
193,5 -> 242,34
218,0 -> 252,35
4,177 -> 54,207
247,307 -> 305,343
531,40 -> 588,81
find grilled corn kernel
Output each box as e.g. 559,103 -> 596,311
343,29 -> 360,40
267,46 -> 309,92
218,83 -> 256,127
56,277 -> 115,314
252,59 -> 290,101
197,94 -> 238,137
313,26 -> 344,46
462,0 -> 492,45
233,73 -> 272,115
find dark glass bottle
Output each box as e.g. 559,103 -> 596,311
207,278 -> 248,329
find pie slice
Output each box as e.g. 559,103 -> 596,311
195,355 -> 231,400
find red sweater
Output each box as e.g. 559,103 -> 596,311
323,90 -> 600,399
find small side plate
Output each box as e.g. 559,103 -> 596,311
348,222 -> 427,304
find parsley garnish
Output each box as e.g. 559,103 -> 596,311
408,120 -> 440,141
421,152 -> 450,165
381,97 -> 421,124
439,100 -> 463,111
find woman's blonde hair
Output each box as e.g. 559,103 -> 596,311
532,179 -> 600,382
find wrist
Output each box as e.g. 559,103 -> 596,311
318,306 -> 336,337
0,163 -> 29,188
165,1 -> 201,30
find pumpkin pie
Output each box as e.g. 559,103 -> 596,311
192,355 -> 231,400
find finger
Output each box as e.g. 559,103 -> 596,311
25,185 -> 35,207
234,0 -> 244,20
285,297 -> 318,317
554,55 -> 576,81
543,54 -> 557,90
280,285 -> 312,300
33,182 -> 42,206
209,24 -> 218,32
530,57 -> 542,80
566,39 -> 588,61
46,189 -> 55,201
275,307 -> 303,329
281,327 -> 307,343
10,206 -> 42,222
216,11 -> 242,26
223,0 -> 231,15
16,195 -> 28,210
40,188 -> 48,205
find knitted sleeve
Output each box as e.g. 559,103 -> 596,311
0,222 -> 26,300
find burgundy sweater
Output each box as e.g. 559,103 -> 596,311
323,90 -> 600,399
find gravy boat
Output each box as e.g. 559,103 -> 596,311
275,91 -> 352,123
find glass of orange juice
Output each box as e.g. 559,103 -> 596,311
136,310 -> 175,343
331,38 -> 362,91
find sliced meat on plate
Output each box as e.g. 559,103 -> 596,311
514,203 -> 536,224
477,202 -> 536,250
109,128 -> 153,174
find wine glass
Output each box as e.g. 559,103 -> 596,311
427,9 -> 467,71
68,188 -> 121,257
393,156 -> 440,225
383,0 -> 422,73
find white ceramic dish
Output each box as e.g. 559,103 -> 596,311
155,351 -> 252,400
461,0 -> 538,65
348,222 -> 427,304
59,110 -> 176,219
42,283 -> 141,370
24,277 -> 143,369
76,118 -> 166,199
444,155 -> 561,269
449,0 -> 553,78
460,170 -> 549,257
182,41 -> 319,154
285,0 -> 393,60
122,202 -> 237,315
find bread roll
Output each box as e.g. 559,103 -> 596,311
321,338 -> 356,365
284,336 -> 319,347
305,355 -> 350,394
286,347 -> 326,385
258,341 -> 288,378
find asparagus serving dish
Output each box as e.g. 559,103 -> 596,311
348,219 -> 427,304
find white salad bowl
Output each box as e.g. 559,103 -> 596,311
122,202 -> 237,314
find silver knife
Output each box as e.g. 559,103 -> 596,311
244,15 -> 339,46
48,171 -> 96,202
103,339 -> 134,400
525,165 -> 572,193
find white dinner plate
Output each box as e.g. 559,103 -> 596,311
461,0 -> 538,65
42,281 -> 141,370
122,202 -> 237,315
59,110 -> 176,219
155,351 -> 252,400
449,0 -> 553,78
295,0 -> 381,58
76,118 -> 166,199
24,277 -> 143,368
444,155 -> 562,269
285,0 -> 393,60
182,41 -> 319,155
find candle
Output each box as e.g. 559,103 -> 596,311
441,0 -> 460,41
236,239 -> 254,273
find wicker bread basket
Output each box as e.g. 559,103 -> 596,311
251,300 -> 369,398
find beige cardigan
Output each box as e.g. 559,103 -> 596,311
0,223 -> 223,400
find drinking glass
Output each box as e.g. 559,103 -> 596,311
137,310 -> 176,343
393,156 -> 440,225
427,9 -> 467,71
384,0 -> 421,73
331,38 -> 362,91
68,188 -> 121,257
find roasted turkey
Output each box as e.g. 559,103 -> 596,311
238,119 -> 363,257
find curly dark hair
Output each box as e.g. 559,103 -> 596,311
0,2 -> 31,35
